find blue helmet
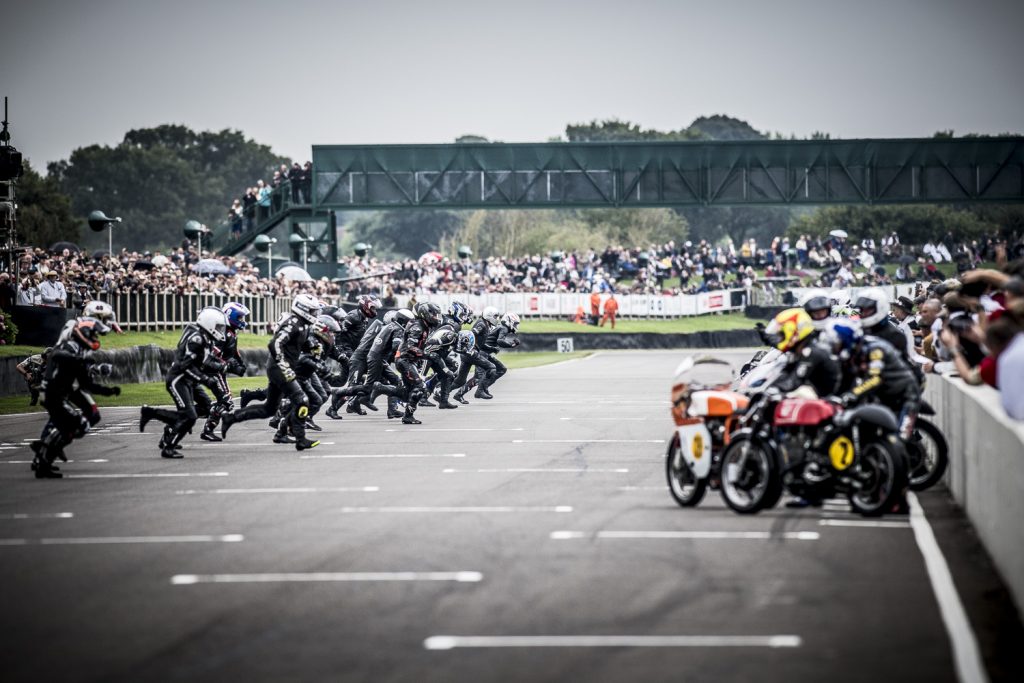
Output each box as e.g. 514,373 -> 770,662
223,302 -> 250,330
456,330 -> 476,353
826,318 -> 862,352
449,301 -> 471,325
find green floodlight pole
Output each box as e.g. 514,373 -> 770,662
289,233 -> 312,272
253,234 -> 277,278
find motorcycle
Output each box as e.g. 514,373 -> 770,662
719,377 -> 908,517
666,356 -> 749,507
905,401 -> 949,491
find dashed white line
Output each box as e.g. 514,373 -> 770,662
67,472 -> 229,479
1,534 -> 243,546
0,512 -> 74,520
384,428 -> 523,433
176,487 -> 380,495
172,571 -> 483,585
818,519 -> 911,529
424,635 -> 802,650
4,459 -> 108,464
337,506 -> 573,513
443,468 -> 629,474
551,530 -> 820,541
512,439 -> 665,444
300,453 -> 466,459
559,417 -> 648,421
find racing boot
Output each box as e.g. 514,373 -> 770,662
140,405 -> 154,432
240,389 -> 258,408
294,438 -> 320,451
325,405 -> 342,420
437,398 -> 458,409
305,418 -> 322,432
219,412 -> 236,439
200,425 -> 223,442
346,398 -> 367,416
418,394 -> 436,408
273,433 -> 295,444
453,386 -> 470,405
402,412 -> 422,425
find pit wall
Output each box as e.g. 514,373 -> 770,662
924,376 -> 1024,614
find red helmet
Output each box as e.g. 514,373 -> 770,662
73,317 -> 110,351
359,295 -> 382,318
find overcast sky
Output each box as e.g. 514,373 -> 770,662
4,0 -> 1022,171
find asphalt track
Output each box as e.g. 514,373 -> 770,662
0,350 -> 1016,682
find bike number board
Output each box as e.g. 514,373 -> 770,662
828,436 -> 855,470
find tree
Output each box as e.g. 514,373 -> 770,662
788,205 -> 996,244
49,125 -> 287,251
347,210 -> 464,258
11,159 -> 79,248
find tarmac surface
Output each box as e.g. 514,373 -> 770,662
0,350 -> 1019,683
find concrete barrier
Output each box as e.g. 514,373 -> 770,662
924,375 -> 1024,614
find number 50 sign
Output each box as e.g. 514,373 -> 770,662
557,338 -> 574,353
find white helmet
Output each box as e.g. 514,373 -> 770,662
82,300 -> 115,321
291,293 -> 322,324
196,307 -> 228,342
501,312 -> 521,331
482,306 -> 500,325
853,287 -> 891,328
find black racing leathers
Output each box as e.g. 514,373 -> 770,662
36,339 -> 119,470
200,329 -> 246,435
842,335 -> 921,439
146,324 -> 223,449
864,318 -> 924,385
228,314 -> 312,441
478,322 -> 519,391
774,337 -> 842,399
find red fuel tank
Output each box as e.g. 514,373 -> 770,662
773,398 -> 836,427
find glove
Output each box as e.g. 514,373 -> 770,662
282,367 -> 297,383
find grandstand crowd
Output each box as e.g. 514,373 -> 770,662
2,232 -> 1022,312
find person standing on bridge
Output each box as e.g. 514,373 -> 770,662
600,294 -> 619,329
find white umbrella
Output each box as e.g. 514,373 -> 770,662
276,265 -> 312,281
829,229 -> 849,239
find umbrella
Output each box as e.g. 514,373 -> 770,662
829,229 -> 849,239
192,258 -> 231,275
276,265 -> 312,282
874,266 -> 887,276
91,250 -> 111,260
49,241 -> 81,254
898,255 -> 916,265
419,251 -> 443,264
133,261 -> 156,271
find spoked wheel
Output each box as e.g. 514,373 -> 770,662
907,419 -> 948,491
719,436 -> 780,514
666,434 -> 707,507
848,438 -> 907,517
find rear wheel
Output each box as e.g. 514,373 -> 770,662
907,419 -> 948,491
719,436 -> 780,514
849,438 -> 907,517
666,434 -> 707,507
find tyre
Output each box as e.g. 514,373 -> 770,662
907,419 -> 948,491
849,437 -> 907,517
666,434 -> 707,507
719,435 -> 781,514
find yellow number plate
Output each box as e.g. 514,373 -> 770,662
828,436 -> 855,470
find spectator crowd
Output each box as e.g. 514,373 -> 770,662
226,161 -> 313,240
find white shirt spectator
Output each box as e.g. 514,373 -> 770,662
39,276 -> 67,307
997,333 -> 1024,419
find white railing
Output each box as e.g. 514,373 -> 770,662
93,293 -> 296,333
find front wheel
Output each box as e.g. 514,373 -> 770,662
848,438 -> 907,517
666,434 -> 707,507
719,436 -> 781,514
907,419 -> 948,491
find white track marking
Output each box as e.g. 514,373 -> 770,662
818,519 -> 911,529
67,472 -> 229,479
512,439 -> 665,444
0,512 -> 74,520
443,468 -> 629,474
1,534 -> 243,546
551,531 -> 820,541
337,506 -> 573,513
176,487 -> 380,495
300,453 -> 465,459
383,428 -> 523,433
4,459 -> 108,464
618,486 -> 667,491
424,635 -> 802,650
908,493 -> 989,683
559,417 -> 648,421
190,442 -> 336,447
172,571 -> 483,585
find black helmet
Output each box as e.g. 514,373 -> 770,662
414,302 -> 442,326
